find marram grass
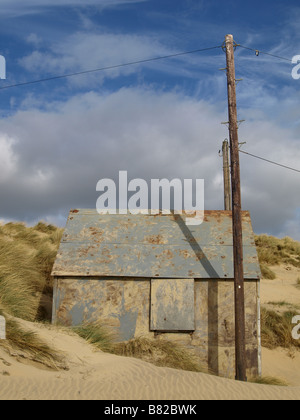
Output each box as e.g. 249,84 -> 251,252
72,320 -> 207,373
0,310 -> 66,370
72,320 -> 117,353
112,336 -> 207,373
255,234 -> 300,279
0,222 -> 63,321
249,376 -> 288,387
261,307 -> 300,350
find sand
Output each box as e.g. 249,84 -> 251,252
260,265 -> 300,308
0,328 -> 299,401
0,265 -> 299,401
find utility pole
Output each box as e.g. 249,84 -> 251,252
224,34 -> 247,382
222,139 -> 231,211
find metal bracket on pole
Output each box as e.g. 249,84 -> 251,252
238,141 -> 247,150
222,41 -> 240,53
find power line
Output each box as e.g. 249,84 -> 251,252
238,44 -> 292,63
0,42 -> 293,93
240,150 -> 300,173
0,45 -> 222,91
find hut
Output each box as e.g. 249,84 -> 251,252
51,209 -> 261,378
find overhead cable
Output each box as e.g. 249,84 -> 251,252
240,150 -> 300,173
0,45 -> 222,91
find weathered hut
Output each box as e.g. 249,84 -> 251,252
51,209 -> 261,378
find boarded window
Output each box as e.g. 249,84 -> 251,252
150,279 -> 195,331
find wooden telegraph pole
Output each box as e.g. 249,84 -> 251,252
222,139 -> 231,211
224,34 -> 247,382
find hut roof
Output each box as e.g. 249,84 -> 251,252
52,210 -> 261,279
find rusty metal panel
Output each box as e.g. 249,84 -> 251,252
52,210 -> 261,279
52,242 -> 260,279
150,279 -> 195,331
58,210 -> 256,246
52,278 -> 151,341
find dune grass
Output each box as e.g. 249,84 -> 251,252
112,336 -> 207,373
0,310 -> 65,370
249,376 -> 288,386
260,264 -> 276,280
255,235 -> 300,279
0,222 -> 65,369
0,222 -> 63,321
72,320 -> 206,373
261,307 -> 300,350
72,321 -> 117,353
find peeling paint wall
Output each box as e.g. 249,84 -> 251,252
52,277 -> 259,378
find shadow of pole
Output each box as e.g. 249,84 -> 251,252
174,213 -> 220,375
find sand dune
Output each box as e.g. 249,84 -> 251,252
260,265 -> 300,308
262,348 -> 300,387
0,318 -> 299,401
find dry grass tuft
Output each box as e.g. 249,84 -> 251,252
0,222 -> 63,321
72,320 -> 118,353
249,376 -> 288,386
72,320 -> 207,373
261,307 -> 300,350
255,235 -> 300,279
0,310 -> 66,370
112,336 -> 207,373
260,264 -> 276,280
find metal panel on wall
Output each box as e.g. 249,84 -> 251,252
150,279 -> 195,331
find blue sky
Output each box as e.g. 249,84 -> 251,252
0,0 -> 300,239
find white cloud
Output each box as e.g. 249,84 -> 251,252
0,0 -> 148,17
0,87 -> 299,240
18,30 -> 222,91
0,135 -> 18,182
26,33 -> 43,47
19,31 -> 174,88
